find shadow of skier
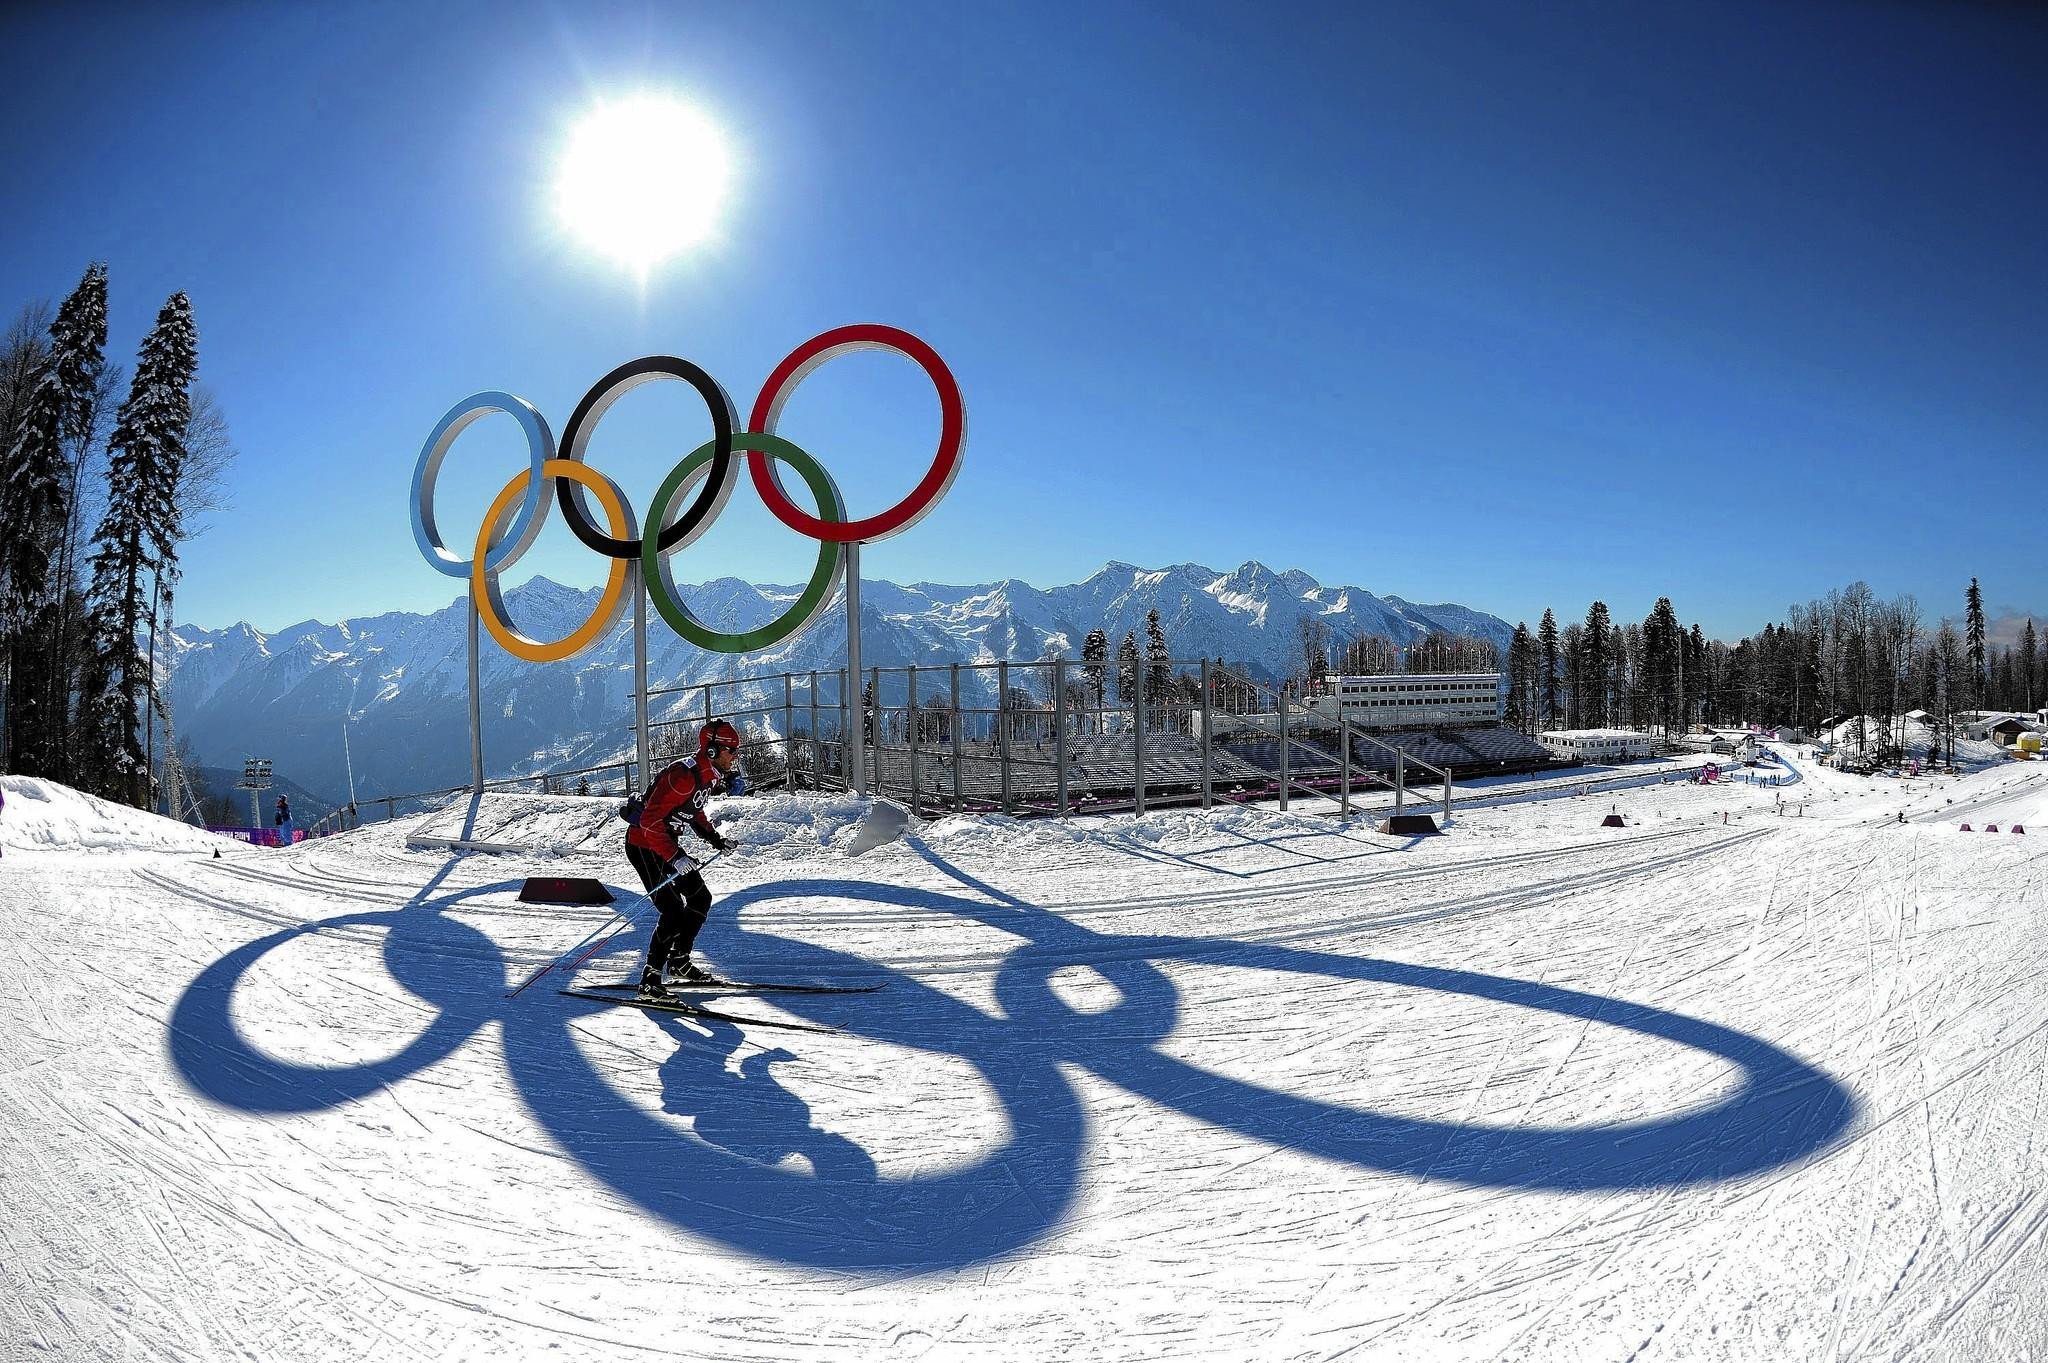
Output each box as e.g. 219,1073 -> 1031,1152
651,1015 -> 877,1182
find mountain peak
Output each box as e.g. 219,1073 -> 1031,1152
1278,568 -> 1320,596
1218,561 -> 1282,592
506,575 -> 588,599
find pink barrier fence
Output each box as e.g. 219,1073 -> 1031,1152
206,826 -> 305,847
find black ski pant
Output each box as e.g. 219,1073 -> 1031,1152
626,843 -> 712,977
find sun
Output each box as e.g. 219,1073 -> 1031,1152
554,93 -> 731,273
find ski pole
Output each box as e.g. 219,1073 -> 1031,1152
548,852 -> 725,986
505,851 -> 724,999
505,857 -> 699,1000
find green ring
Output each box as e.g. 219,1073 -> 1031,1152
642,432 -> 846,653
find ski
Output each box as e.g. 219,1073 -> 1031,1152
559,989 -> 839,1035
579,977 -> 883,997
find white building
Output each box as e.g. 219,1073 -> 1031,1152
1318,673 -> 1504,731
1539,729 -> 1654,763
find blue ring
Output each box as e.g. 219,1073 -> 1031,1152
410,391 -> 554,578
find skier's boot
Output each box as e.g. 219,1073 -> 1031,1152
636,968 -> 675,1003
665,958 -> 719,987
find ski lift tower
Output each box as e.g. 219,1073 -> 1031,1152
237,757 -> 272,828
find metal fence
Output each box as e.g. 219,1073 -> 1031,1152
361,658 -> 1487,826
650,658 -> 1460,821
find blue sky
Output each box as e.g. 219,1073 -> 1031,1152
2,0 -> 2041,642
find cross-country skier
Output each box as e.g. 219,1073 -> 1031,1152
626,719 -> 742,1002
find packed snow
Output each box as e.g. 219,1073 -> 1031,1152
0,774 -> 231,854
3,749 -> 2044,1360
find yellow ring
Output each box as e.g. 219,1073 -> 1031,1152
472,459 -> 633,663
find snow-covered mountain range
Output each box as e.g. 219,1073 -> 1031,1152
167,561 -> 1512,805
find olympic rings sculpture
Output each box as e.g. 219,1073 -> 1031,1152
409,324 -> 964,661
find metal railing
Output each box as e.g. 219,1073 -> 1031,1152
361,657 -> 1493,826
354,756 -> 656,826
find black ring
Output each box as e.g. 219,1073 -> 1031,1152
555,356 -> 737,558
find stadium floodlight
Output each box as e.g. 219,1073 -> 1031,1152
237,758 -> 274,828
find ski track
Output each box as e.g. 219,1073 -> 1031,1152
3,756 -> 2045,1360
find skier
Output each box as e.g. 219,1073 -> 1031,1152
273,795 -> 290,826
626,719 -> 742,1001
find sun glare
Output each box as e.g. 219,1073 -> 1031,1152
554,94 -> 731,273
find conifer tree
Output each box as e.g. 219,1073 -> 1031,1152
1,264 -> 108,777
1581,602 -> 1612,728
1081,628 -> 1108,731
2021,620 -> 2038,712
1964,578 -> 1986,708
1506,623 -> 1533,732
80,293 -> 197,803
1644,597 -> 1681,734
1143,608 -> 1171,711
1115,632 -> 1140,710
1538,609 -> 1560,730
1562,623 -> 1585,728
1687,623 -> 1709,730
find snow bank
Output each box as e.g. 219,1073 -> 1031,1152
728,792 -> 910,859
915,799 -> 1360,861
388,788 -> 909,862
0,775 -> 228,854
401,790 -> 628,856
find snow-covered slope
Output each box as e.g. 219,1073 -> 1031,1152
0,774 -> 231,854
1820,713 -> 2016,769
165,561 -> 1514,807
3,764 -> 2044,1359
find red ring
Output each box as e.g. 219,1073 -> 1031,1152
747,323 -> 965,543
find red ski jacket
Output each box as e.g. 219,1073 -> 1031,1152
627,754 -> 727,860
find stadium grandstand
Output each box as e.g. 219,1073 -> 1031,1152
1192,671 -> 1554,781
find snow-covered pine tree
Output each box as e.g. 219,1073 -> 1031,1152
1143,608 -> 1171,712
1,264 -> 108,779
80,292 -> 197,805
0,306 -> 51,771
0,306 -> 53,613
1115,632 -> 1139,710
1081,628 -> 1108,715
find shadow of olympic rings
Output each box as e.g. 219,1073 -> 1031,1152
166,848 -> 1858,1272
